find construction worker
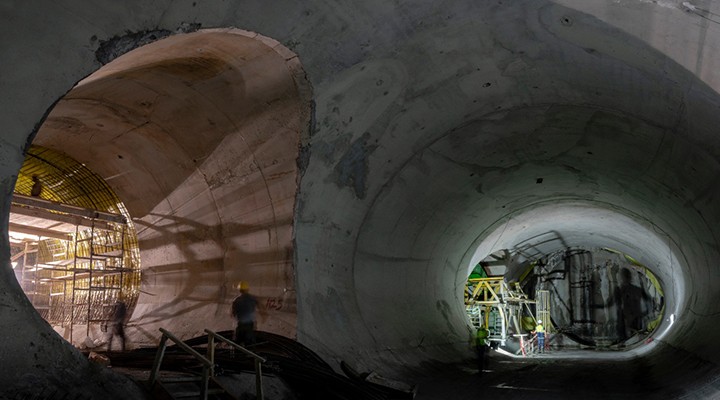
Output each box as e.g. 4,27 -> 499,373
30,175 -> 42,197
107,297 -> 128,351
533,320 -> 545,353
475,326 -> 490,374
231,281 -> 258,347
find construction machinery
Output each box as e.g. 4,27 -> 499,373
465,277 -> 538,347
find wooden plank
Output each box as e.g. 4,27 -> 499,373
8,222 -> 72,241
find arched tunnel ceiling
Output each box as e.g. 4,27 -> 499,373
293,0 -> 720,391
4,1 -> 720,398
36,30 -> 303,218
32,29 -> 311,345
16,146 -> 128,211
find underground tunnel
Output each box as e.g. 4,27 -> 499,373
4,1 -> 720,399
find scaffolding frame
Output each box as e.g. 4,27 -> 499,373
535,289 -> 553,333
466,277 -> 536,345
11,194 -> 138,343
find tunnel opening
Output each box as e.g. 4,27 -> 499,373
463,201 -> 678,362
26,27 -> 311,350
0,26 -> 311,398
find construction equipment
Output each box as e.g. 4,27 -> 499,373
465,277 -> 537,346
535,289 -> 553,334
11,193 -> 141,344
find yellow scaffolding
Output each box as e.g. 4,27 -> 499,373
11,194 -> 140,343
466,278 -> 537,346
12,145 -> 142,345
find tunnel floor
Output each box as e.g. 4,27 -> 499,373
412,348 -> 717,400
99,330 -> 417,400
90,329 -> 720,400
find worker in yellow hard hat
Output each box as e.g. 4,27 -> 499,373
231,281 -> 258,347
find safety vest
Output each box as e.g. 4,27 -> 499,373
476,327 -> 489,346
535,324 -> 545,333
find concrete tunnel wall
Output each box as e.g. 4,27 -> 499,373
32,28 -> 312,344
3,0 -> 720,397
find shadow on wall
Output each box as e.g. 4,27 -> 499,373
527,248 -> 663,348
610,267 -> 653,342
25,29 -> 311,350
128,211 -> 296,343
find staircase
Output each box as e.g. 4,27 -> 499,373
148,328 -> 264,400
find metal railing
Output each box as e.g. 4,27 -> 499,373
205,329 -> 266,400
148,328 -> 266,400
149,328 -> 213,399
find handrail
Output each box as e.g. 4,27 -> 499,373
159,328 -> 214,366
204,329 -> 266,362
205,329 -> 265,400
149,328 -> 213,400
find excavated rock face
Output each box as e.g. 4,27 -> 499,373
3,0 -> 720,398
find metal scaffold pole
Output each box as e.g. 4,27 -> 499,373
536,289 -> 552,332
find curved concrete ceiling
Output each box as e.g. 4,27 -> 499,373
3,0 -> 720,398
39,28 -> 312,342
1,28 -> 311,397
294,2 -> 720,383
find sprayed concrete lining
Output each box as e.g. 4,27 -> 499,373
3,0 -> 720,398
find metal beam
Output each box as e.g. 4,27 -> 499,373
480,260 -> 508,267
10,245 -> 36,262
11,193 -> 126,224
8,222 -> 72,241
10,204 -> 116,232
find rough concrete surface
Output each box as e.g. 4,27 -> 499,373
3,0 -> 720,398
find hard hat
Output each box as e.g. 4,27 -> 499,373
537,320 -> 542,324
237,281 -> 249,291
